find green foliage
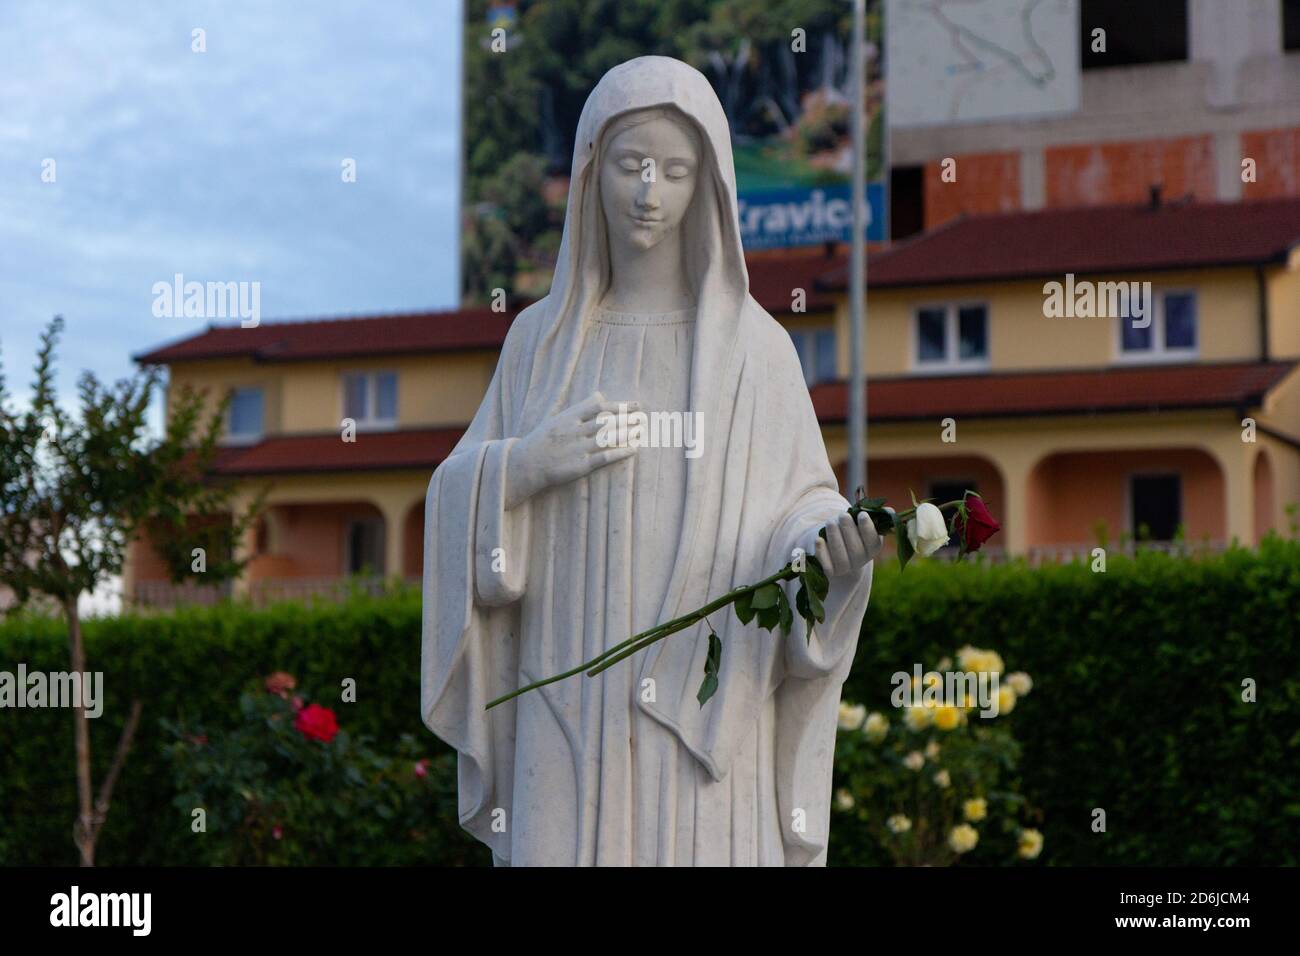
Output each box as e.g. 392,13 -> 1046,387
834,537 -> 1300,866
459,0 -> 884,301
162,680 -> 473,866
1,539 -> 1297,866
832,650 -> 1036,867
0,589 -> 480,866
0,316 -> 258,606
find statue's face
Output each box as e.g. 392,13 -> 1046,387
598,111 -> 700,254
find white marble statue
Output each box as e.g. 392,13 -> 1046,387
422,55 -> 881,866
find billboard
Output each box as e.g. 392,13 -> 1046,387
461,0 -> 887,303
886,0 -> 1079,127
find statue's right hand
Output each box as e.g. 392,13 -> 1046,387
504,392 -> 642,509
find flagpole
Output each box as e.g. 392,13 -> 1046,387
848,0 -> 867,496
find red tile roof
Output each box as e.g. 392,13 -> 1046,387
137,309 -> 515,365
205,363 -> 1295,477
135,252 -> 847,365
213,427 -> 464,476
825,196 -> 1300,289
748,251 -> 845,314
810,361 -> 1297,423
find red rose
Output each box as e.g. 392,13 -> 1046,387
265,672 -> 297,698
955,495 -> 1001,553
414,759 -> 430,779
294,703 -> 339,743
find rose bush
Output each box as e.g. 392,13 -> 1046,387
162,675 -> 475,865
831,646 -> 1043,866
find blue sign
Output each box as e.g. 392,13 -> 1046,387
737,183 -> 886,250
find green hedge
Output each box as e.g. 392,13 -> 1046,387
2,539 -> 1298,866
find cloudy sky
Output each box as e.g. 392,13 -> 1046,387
0,0 -> 461,413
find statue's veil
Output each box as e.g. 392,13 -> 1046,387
517,55 -> 751,436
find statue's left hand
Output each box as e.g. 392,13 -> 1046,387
804,512 -> 882,578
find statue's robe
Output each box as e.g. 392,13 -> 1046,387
421,56 -> 872,866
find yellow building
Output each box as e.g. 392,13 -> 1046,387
128,196 -> 1300,604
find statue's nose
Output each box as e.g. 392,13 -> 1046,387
636,178 -> 660,209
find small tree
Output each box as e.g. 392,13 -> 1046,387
0,316 -> 261,865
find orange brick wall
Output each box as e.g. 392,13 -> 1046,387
1241,127 -> 1300,200
1044,136 -> 1217,208
923,152 -> 1021,230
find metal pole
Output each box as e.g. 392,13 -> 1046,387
848,0 -> 867,496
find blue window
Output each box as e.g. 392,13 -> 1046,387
917,308 -> 946,363
916,303 -> 988,369
228,387 -> 263,440
787,328 -> 839,386
1164,292 -> 1197,350
343,371 -> 398,426
1120,291 -> 1196,358
958,306 -> 987,361
814,329 -> 838,383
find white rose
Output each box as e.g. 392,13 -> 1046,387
886,814 -> 912,834
903,750 -> 925,771
907,502 -> 949,556
1007,672 -> 1033,696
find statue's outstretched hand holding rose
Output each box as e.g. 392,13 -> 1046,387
505,391 -> 641,509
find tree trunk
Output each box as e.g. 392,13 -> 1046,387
65,595 -> 96,867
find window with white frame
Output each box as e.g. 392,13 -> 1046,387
1118,290 -> 1197,359
914,303 -> 988,370
788,327 -> 838,385
226,387 -> 264,442
342,371 -> 398,428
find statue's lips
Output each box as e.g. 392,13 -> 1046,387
629,214 -> 663,224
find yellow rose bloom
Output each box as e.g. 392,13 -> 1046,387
864,711 -> 889,742
933,705 -> 961,731
963,798 -> 987,822
1007,671 -> 1033,696
903,705 -> 933,731
997,685 -> 1017,715
838,701 -> 866,731
835,788 -> 855,811
957,645 -> 1005,676
1018,828 -> 1044,859
933,769 -> 951,788
886,814 -> 912,834
924,740 -> 941,760
903,750 -> 925,771
949,823 -> 979,854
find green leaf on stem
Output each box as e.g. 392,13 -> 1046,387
697,632 -> 722,707
735,591 -> 756,625
795,583 -> 814,639
777,586 -> 794,634
805,555 -> 829,602
751,582 -> 780,610
865,508 -> 895,535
